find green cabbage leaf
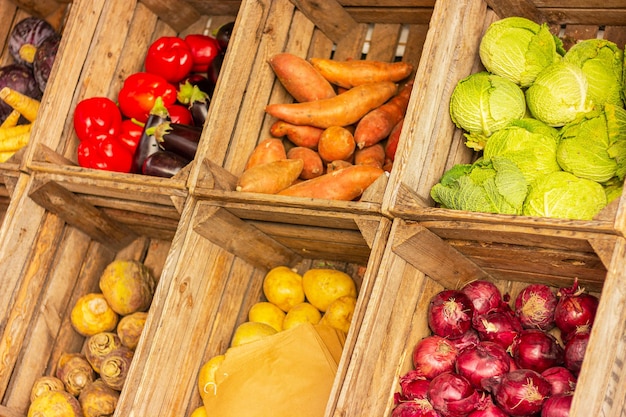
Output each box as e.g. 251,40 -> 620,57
449,71 -> 527,151
430,156 -> 529,215
483,118 -> 561,185
522,171 -> 607,220
479,16 -> 562,87
564,38 -> 624,107
557,103 -> 626,182
525,61 -> 594,127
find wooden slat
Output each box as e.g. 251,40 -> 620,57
8,0 -> 61,18
289,0 -> 360,44
391,220 -> 493,288
483,0 -> 545,22
28,179 -> 138,251
139,0 -> 201,32
192,202 -> 303,269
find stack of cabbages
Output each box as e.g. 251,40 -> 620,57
431,16 -> 626,220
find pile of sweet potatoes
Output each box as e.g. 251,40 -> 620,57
236,53 -> 414,201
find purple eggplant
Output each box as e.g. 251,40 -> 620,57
176,82 -> 210,126
9,17 -> 57,67
207,51 -> 224,88
215,21 -> 234,50
142,150 -> 190,178
153,121 -> 202,160
0,64 -> 41,122
33,33 -> 60,92
132,97 -> 170,174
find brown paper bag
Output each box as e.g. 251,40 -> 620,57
202,323 -> 345,417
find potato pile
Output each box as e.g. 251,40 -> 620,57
189,266 -> 360,417
27,260 -> 155,417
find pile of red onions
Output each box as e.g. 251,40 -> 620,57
392,279 -> 599,417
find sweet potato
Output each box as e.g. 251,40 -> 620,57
354,143 -> 385,169
245,138 -> 287,170
385,117 -> 404,162
326,160 -> 353,173
268,53 -> 336,102
310,58 -> 413,89
317,126 -> 355,163
277,164 -> 384,201
354,81 -> 413,149
265,81 -> 398,129
236,159 -> 303,194
287,146 -> 323,180
270,120 -> 324,149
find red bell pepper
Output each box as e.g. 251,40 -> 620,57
77,138 -> 134,173
73,96 -> 134,172
118,119 -> 144,154
166,103 -> 193,125
117,72 -> 177,123
184,34 -> 222,73
73,96 -> 122,143
144,36 -> 194,84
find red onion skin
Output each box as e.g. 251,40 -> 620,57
449,329 -> 481,352
511,329 -> 564,373
413,335 -> 459,380
514,284 -> 557,331
392,401 -> 442,417
461,280 -> 503,320
428,372 -> 480,417
428,290 -> 474,338
474,306 -> 523,350
467,396 -> 509,417
455,341 -> 511,389
482,369 -> 552,417
398,370 -> 431,402
564,331 -> 589,376
541,393 -> 573,417
554,281 -> 598,340
541,366 -> 577,396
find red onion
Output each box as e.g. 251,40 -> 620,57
449,329 -> 480,352
541,393 -> 573,417
474,305 -> 523,350
467,395 -> 508,417
428,290 -> 474,338
511,329 -> 564,373
564,331 -> 590,375
514,284 -> 557,330
541,366 -> 577,395
398,370 -> 431,402
455,341 -> 510,389
482,369 -> 552,416
554,279 -> 598,340
428,372 -> 480,417
461,280 -> 503,320
392,400 -> 442,417
412,335 -> 459,380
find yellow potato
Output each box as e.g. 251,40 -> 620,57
320,295 -> 357,333
283,302 -> 322,330
230,321 -> 278,347
248,301 -> 286,332
262,266 -> 305,312
302,269 -> 357,312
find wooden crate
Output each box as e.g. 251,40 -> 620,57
382,0 -> 626,286
186,0 -> 434,233
20,0 -> 240,219
106,195 -> 392,416
0,170 -> 179,417
332,218 -> 626,417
